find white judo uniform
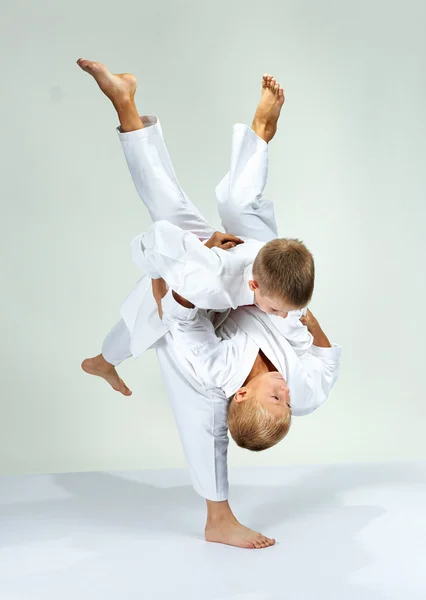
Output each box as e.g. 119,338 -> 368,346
101,116 -> 341,501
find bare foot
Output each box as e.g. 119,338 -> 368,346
76,58 -> 137,107
81,354 -> 132,396
205,519 -> 276,549
252,74 -> 285,143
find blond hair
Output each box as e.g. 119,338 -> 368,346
228,396 -> 292,452
253,238 -> 314,308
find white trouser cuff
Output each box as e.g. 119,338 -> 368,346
116,115 -> 160,140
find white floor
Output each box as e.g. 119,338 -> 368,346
0,461 -> 425,600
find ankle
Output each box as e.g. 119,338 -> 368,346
205,500 -> 239,527
94,354 -> 114,370
113,96 -> 135,112
116,99 -> 144,134
251,119 -> 270,143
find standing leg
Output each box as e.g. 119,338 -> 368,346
215,75 -> 285,243
77,58 -> 214,239
155,336 -> 275,549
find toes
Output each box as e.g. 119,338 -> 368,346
77,58 -> 103,73
119,379 -> 132,396
256,537 -> 267,549
262,74 -> 269,88
265,75 -> 282,96
257,535 -> 275,548
78,59 -> 93,72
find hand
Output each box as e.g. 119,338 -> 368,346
204,231 -> 244,250
151,278 -> 168,319
300,309 -> 331,348
299,309 -> 319,333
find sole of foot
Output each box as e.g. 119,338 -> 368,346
81,357 -> 132,396
76,58 -> 137,105
252,73 -> 285,143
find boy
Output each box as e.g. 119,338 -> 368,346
78,60 -> 341,548
78,59 -> 314,393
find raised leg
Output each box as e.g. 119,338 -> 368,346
77,58 -> 214,388
81,319 -> 132,396
77,58 -> 214,239
215,74 -> 285,243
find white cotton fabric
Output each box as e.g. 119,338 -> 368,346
100,117 -> 341,500
161,289 -> 341,415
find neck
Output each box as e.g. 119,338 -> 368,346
243,350 -> 276,386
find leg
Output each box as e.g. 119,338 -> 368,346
155,336 -> 275,549
77,58 -> 214,239
77,58 -> 214,386
119,118 -> 214,238
155,336 -> 229,502
215,75 -> 285,243
81,319 -> 132,396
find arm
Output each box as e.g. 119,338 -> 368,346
160,288 -> 239,391
286,311 -> 341,416
132,221 -> 238,310
150,230 -> 244,317
300,309 -> 331,348
269,307 -> 332,357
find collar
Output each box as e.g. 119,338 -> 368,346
241,264 -> 255,306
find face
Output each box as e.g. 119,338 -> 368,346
244,372 -> 291,420
251,283 -> 295,318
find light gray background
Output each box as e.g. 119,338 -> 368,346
1,0 -> 425,475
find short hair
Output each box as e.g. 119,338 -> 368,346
252,238 -> 314,308
227,396 -> 292,451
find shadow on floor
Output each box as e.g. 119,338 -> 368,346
1,462 -> 424,599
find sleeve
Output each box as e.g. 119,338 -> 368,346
160,288 -> 239,391
215,123 -> 279,243
288,343 -> 342,417
130,220 -> 233,310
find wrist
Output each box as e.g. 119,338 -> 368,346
307,320 -> 321,335
311,324 -> 332,348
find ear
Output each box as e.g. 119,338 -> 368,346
233,388 -> 249,403
248,280 -> 259,291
